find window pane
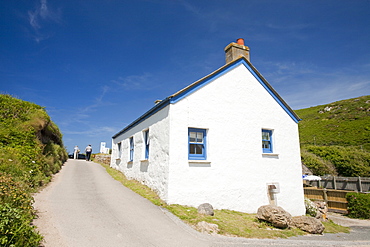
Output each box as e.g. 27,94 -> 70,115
262,141 -> 270,149
196,132 -> 203,143
262,131 -> 270,140
190,144 -> 203,154
195,144 -> 203,154
190,132 -> 196,142
190,144 -> 196,154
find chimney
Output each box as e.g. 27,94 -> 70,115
224,38 -> 250,63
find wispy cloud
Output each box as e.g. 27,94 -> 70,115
27,0 -> 62,42
111,73 -> 154,90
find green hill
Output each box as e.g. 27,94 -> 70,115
296,95 -> 370,177
0,94 -> 67,246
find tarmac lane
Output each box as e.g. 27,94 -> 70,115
33,159 -> 370,247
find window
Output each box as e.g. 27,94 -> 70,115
129,137 -> 134,161
117,142 -> 122,159
188,128 -> 207,160
144,129 -> 149,160
262,129 -> 273,153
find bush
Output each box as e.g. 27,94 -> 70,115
0,94 -> 67,246
0,173 -> 42,246
346,192 -> 370,219
301,149 -> 336,176
304,198 -> 318,217
303,145 -> 370,177
0,204 -> 42,247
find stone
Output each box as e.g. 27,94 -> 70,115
292,216 -> 325,234
198,203 -> 214,216
314,201 -> 328,221
195,221 -> 219,235
256,205 -> 292,228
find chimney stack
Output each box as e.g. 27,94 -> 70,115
224,38 -> 250,63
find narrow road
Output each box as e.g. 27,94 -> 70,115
33,159 -> 211,247
33,159 -> 370,247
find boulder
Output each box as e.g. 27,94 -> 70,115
314,201 -> 328,221
196,221 -> 219,235
292,216 -> 325,234
198,203 -> 214,216
256,205 -> 292,228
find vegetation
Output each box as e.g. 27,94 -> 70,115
296,95 -> 370,176
100,162 -> 348,238
0,94 -> 67,246
346,192 -> 370,219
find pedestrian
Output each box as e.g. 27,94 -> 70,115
73,145 -> 80,159
85,144 -> 92,161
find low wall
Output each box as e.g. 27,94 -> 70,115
94,154 -> 111,166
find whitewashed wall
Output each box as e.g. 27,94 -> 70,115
111,62 -> 305,216
111,107 -> 171,201
167,63 -> 305,216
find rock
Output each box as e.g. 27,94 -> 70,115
196,221 -> 219,235
292,216 -> 325,234
198,203 -> 214,216
314,201 -> 328,221
256,205 -> 292,228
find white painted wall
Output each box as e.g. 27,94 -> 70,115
111,63 -> 305,216
111,106 -> 171,200
167,63 -> 305,216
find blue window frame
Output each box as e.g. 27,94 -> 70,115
129,137 -> 134,161
262,129 -> 273,153
188,128 -> 207,160
144,129 -> 149,160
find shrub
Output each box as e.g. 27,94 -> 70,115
304,198 -> 318,217
0,173 -> 42,246
301,149 -> 336,175
0,94 -> 67,246
0,203 -> 42,247
303,145 -> 370,177
346,192 -> 370,219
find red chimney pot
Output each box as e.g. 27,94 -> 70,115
236,38 -> 244,46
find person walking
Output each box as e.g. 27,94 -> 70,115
85,144 -> 92,161
73,146 -> 80,159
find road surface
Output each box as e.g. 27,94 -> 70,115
33,159 -> 370,247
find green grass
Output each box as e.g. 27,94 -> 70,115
0,94 -> 67,246
100,162 -> 349,239
296,95 -> 370,150
296,95 -> 370,176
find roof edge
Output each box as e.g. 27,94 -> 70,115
113,57 -> 301,139
112,98 -> 170,139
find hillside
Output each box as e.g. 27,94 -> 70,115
0,94 -> 67,246
296,95 -> 370,177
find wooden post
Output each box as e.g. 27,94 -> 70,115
323,188 -> 328,204
333,176 -> 337,190
358,176 -> 362,192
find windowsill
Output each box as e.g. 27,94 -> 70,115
262,153 -> 279,157
188,160 -> 211,164
127,160 -> 133,164
140,159 -> 149,162
115,158 -> 121,160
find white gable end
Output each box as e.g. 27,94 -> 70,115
166,63 -> 304,215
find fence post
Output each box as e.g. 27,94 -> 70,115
333,176 -> 337,190
358,176 -> 362,192
323,188 -> 328,204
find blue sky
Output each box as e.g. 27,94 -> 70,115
1,0 -> 369,153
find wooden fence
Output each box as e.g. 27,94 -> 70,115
304,187 -> 350,213
308,176 -> 370,192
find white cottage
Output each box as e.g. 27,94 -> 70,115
111,39 -> 305,216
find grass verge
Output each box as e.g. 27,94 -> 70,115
99,162 -> 349,238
